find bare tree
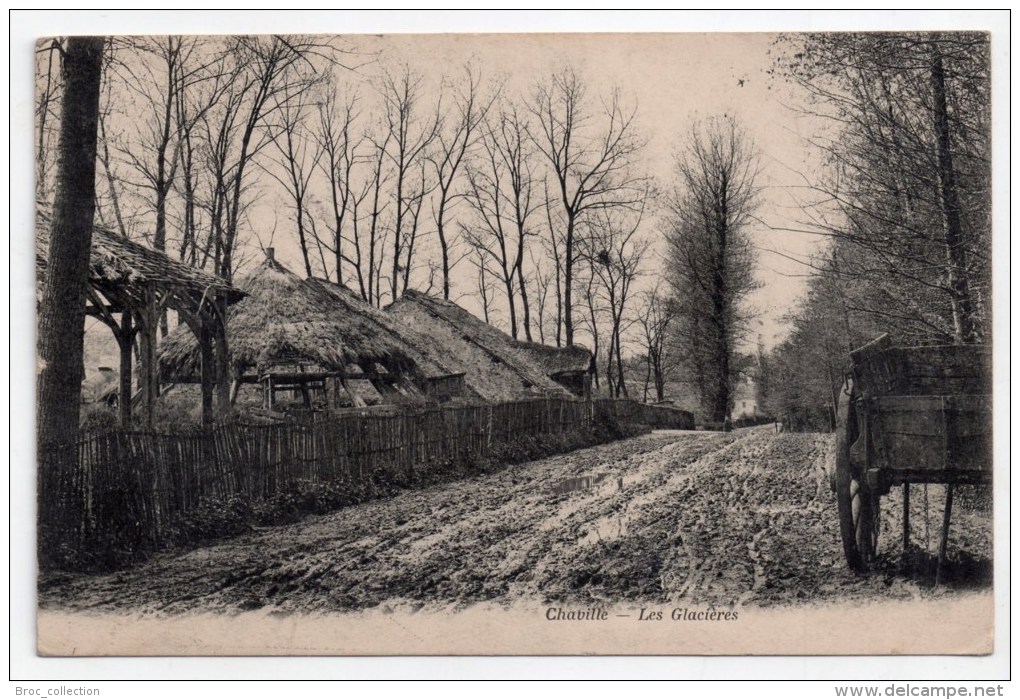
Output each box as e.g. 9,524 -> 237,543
773,32 -> 990,344
581,204 -> 650,397
637,284 -> 677,403
461,100 -> 542,339
316,80 -> 361,286
530,67 -> 649,345
171,47 -> 226,268
378,65 -> 440,302
530,247 -> 552,344
95,89 -> 128,238
262,95 -> 323,279
429,63 -> 495,300
199,35 -> 337,282
350,132 -> 394,306
35,39 -> 64,202
467,240 -> 495,325
664,115 -> 761,422
114,38 -> 195,256
542,180 -> 566,346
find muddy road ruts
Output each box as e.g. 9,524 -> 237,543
39,428 -> 992,615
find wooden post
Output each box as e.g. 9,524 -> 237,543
213,295 -> 231,417
199,318 -> 214,430
117,311 -> 133,428
935,485 -> 954,587
138,286 -> 158,429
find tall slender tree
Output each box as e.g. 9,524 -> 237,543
664,115 -> 761,422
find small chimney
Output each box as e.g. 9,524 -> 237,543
266,247 -> 275,262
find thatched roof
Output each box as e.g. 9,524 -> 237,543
160,256 -> 445,382
35,209 -> 243,306
307,277 -> 466,381
386,290 -> 574,401
510,340 -> 593,377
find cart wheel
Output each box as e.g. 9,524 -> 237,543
835,381 -> 879,572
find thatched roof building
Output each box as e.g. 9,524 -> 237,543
385,290 -> 592,401
510,340 -> 593,398
160,252 -> 470,407
307,277 -> 465,380
36,208 -> 244,427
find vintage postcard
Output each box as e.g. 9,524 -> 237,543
28,24 -> 1001,659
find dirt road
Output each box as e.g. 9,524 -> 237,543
39,428 -> 992,614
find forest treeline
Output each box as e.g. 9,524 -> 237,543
759,33 -> 992,426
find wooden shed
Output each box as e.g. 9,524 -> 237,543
35,209 -> 244,428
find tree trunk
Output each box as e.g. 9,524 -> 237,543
615,322 -> 628,398
297,208 -> 313,279
516,246 -> 533,341
643,354 -> 651,402
437,199 -> 451,300
37,36 -> 104,449
654,360 -> 666,403
564,212 -> 575,344
505,275 -> 518,339
930,43 -> 976,343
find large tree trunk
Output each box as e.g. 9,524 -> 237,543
37,36 -> 104,449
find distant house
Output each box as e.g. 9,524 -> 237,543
386,290 -> 593,402
730,373 -> 759,420
160,252 -> 470,410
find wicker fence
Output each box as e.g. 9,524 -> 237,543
594,398 -> 695,430
38,396 -> 686,562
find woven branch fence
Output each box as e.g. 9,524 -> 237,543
37,397 -> 693,561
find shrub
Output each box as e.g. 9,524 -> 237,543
79,403 -> 118,432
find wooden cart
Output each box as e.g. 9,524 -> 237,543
833,334 -> 992,577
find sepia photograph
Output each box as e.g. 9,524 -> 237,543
18,11 -> 1006,669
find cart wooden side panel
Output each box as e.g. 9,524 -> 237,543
865,394 -> 992,476
850,337 -> 992,398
